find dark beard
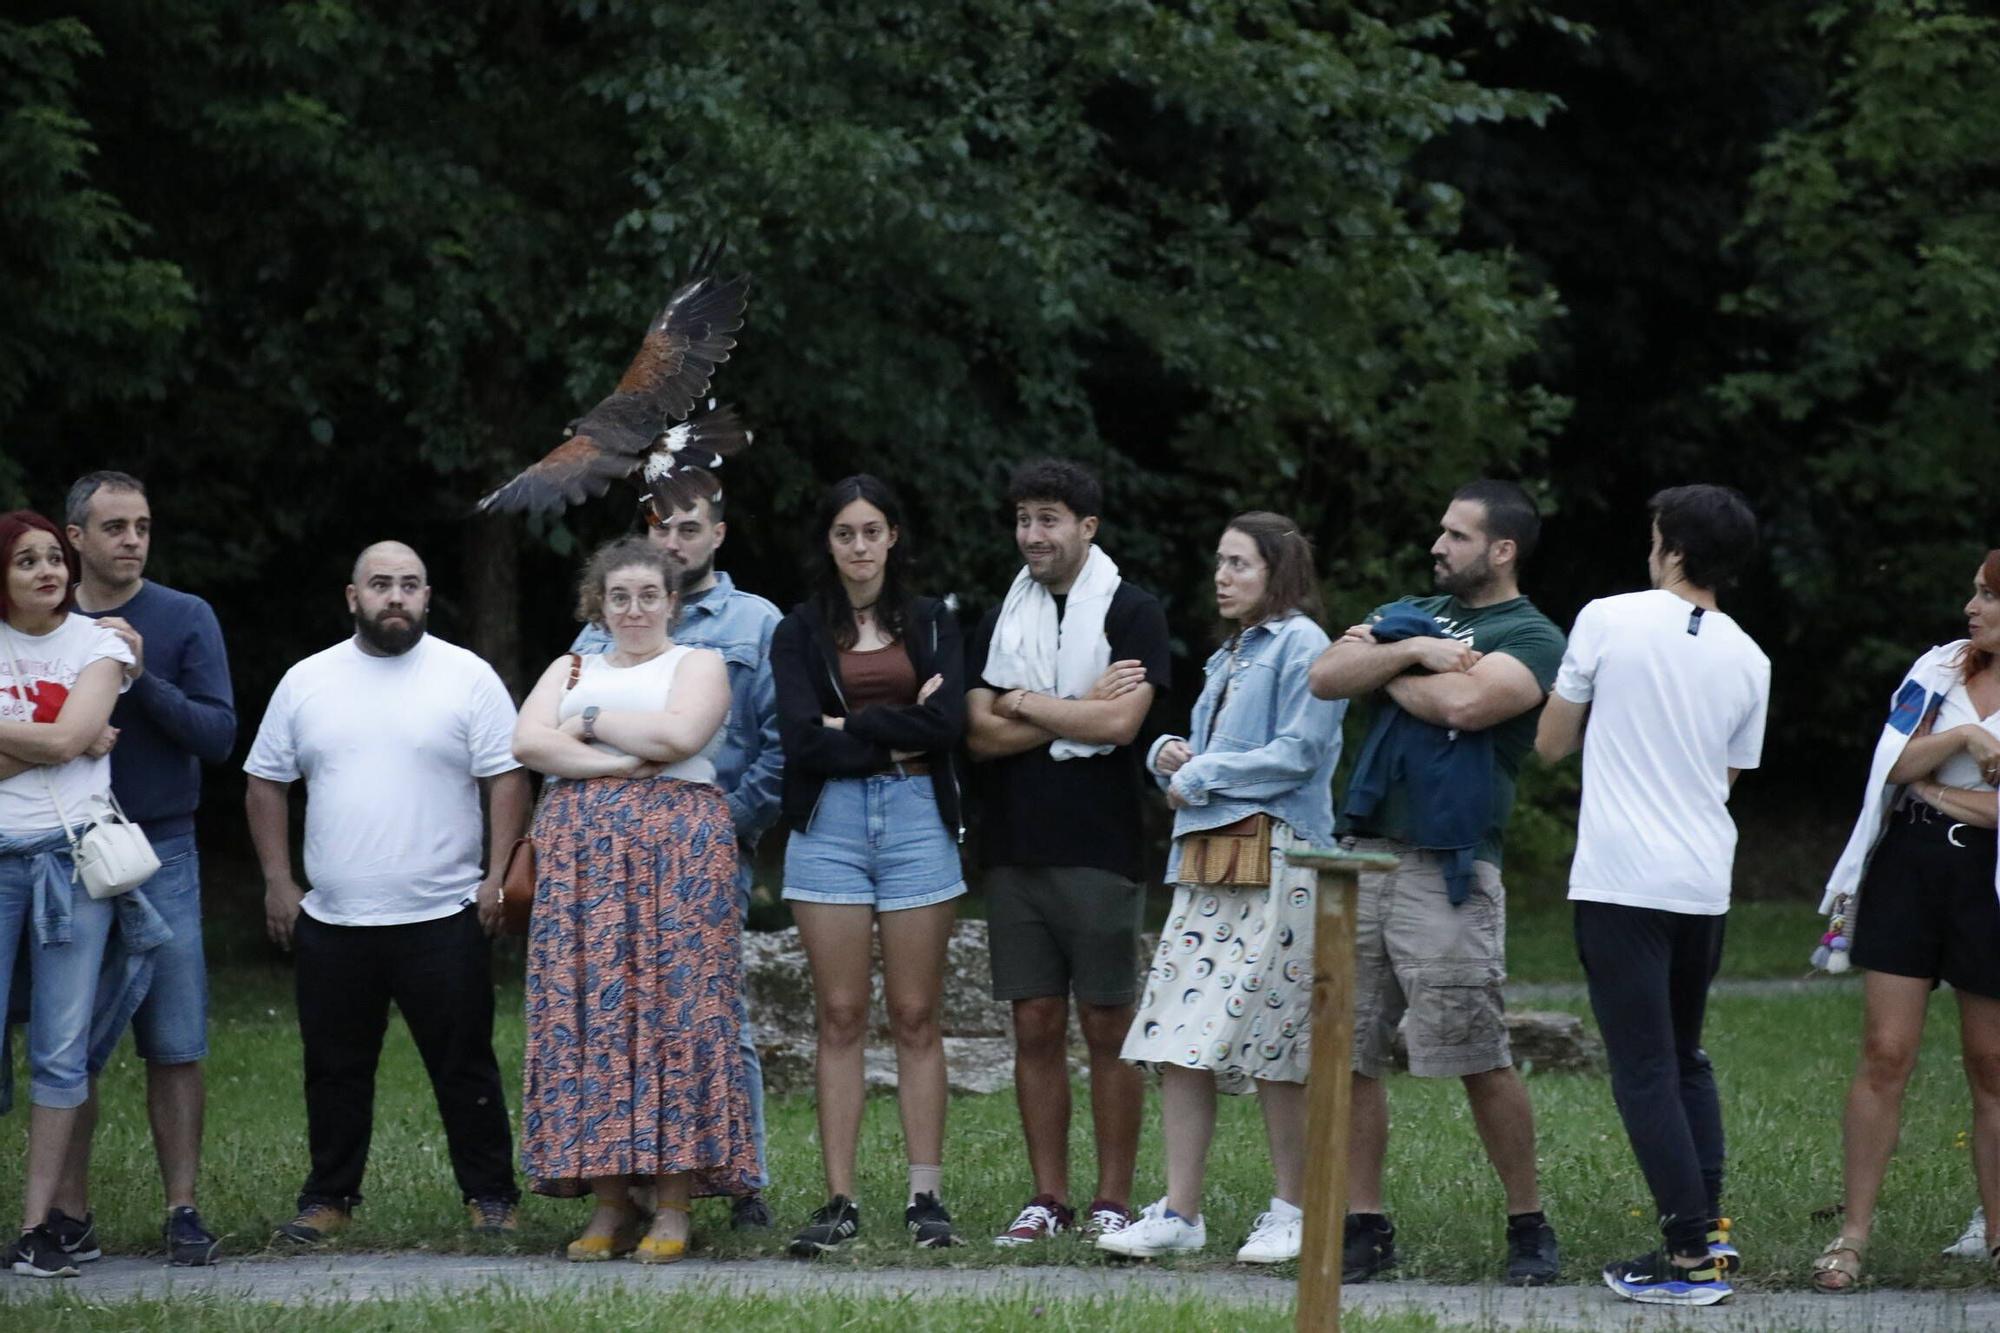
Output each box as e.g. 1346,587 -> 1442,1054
1433,555 -> 1494,600
678,557 -> 714,591
355,608 -> 426,655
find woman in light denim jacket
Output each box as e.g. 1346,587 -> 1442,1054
1100,511 -> 1345,1266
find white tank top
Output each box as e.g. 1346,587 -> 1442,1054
559,644 -> 721,785
1931,678 -> 1997,793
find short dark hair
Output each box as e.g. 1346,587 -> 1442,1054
65,471 -> 146,529
1648,484 -> 1758,592
1006,458 -> 1102,520
1224,511 -> 1323,630
1452,479 -> 1540,563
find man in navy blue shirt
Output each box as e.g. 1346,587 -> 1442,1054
52,470 -> 235,1266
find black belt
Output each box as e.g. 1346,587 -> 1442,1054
1892,798 -> 1997,847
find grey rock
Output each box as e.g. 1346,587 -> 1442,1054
1387,1008 -> 1604,1074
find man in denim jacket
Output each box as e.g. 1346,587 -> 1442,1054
1309,480 -> 1566,1288
571,491 -> 782,1226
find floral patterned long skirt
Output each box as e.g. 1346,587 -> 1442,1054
520,774 -> 757,1197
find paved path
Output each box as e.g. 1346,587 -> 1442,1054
2,1253 -> 1994,1330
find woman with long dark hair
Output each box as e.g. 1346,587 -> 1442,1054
1812,549 -> 2000,1289
770,475 -> 967,1255
1102,511 -> 1344,1265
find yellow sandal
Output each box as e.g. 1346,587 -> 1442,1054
567,1205 -> 647,1262
1810,1235 -> 1863,1293
634,1199 -> 692,1264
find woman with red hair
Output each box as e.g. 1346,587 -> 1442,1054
1813,549 -> 2000,1289
0,510 -> 137,1278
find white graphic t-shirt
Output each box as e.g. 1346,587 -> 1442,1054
243,634 -> 521,925
0,613 -> 135,834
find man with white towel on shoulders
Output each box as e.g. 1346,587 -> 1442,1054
965,458 -> 1170,1248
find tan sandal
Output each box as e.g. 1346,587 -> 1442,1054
1811,1235 -> 1864,1293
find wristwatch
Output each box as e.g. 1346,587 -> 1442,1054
580,705 -> 601,743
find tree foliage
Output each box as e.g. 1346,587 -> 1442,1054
2,0 -> 1564,706
1718,0 -> 2000,739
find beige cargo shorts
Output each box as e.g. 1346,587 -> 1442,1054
1344,836 -> 1511,1079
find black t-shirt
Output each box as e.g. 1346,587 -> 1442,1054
967,580 -> 1172,880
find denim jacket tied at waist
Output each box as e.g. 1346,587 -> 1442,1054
0,827 -> 171,1115
1144,612 -> 1346,883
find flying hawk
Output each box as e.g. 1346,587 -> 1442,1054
477,253 -> 752,518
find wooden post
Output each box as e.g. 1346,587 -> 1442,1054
1285,849 -> 1397,1333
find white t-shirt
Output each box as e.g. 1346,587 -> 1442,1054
1554,589 -> 1771,915
243,634 -> 520,925
0,614 -> 135,835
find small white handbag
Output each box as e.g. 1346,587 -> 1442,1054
3,623 -> 160,898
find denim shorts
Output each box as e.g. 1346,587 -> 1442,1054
783,774 -> 965,912
126,833 -> 209,1064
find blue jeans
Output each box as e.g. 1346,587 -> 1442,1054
781,775 -> 966,911
0,845 -> 116,1108
125,833 -> 207,1064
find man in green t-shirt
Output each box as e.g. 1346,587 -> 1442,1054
1308,479 -> 1566,1288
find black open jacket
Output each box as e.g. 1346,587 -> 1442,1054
770,594 -> 965,838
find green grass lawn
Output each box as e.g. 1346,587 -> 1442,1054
3,903 -> 1989,1299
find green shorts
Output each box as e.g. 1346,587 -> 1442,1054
985,864 -> 1146,1007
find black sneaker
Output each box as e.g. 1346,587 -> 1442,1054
1341,1213 -> 1396,1283
730,1193 -> 773,1231
46,1207 -> 100,1263
10,1224 -> 80,1279
905,1192 -> 960,1248
164,1205 -> 223,1266
1602,1248 -> 1733,1306
1505,1212 -> 1561,1286
788,1195 -> 859,1257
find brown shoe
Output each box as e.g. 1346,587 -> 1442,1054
274,1203 -> 351,1246
467,1197 -> 520,1235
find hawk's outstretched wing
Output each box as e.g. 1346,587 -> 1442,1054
477,251 -> 750,517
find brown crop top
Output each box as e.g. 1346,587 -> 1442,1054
839,641 -> 918,712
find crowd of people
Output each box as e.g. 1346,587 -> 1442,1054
1,463 -> 1995,1308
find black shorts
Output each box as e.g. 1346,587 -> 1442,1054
985,864 -> 1145,1006
1850,803 -> 2000,998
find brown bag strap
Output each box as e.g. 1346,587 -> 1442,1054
565,652 -> 582,690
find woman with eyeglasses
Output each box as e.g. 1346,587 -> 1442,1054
771,474 -> 968,1255
512,536 -> 757,1264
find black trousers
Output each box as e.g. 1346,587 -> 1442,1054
293,905 -> 518,1209
1574,899 -> 1726,1255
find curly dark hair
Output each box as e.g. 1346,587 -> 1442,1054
575,535 -> 683,627
1006,458 -> 1102,520
806,474 -> 914,650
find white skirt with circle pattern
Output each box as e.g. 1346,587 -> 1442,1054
1120,819 -> 1316,1093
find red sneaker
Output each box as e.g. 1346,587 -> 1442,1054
1083,1199 -> 1136,1238
993,1194 -> 1074,1247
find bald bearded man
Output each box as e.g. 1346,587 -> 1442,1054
243,542 -> 531,1245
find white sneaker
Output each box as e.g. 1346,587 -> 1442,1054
1236,1198 -> 1303,1264
1096,1199 -> 1206,1258
1943,1207 -> 1987,1259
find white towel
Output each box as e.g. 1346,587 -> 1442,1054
982,545 -> 1122,760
